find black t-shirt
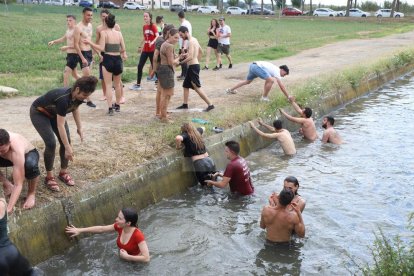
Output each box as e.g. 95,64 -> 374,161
32,88 -> 84,118
181,128 -> 206,157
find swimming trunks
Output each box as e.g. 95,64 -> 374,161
0,149 -> 40,180
102,54 -> 123,76
66,53 -> 79,70
183,64 -> 201,90
80,50 -> 93,69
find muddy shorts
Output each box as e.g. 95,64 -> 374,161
193,156 -> 216,185
158,64 -> 175,89
0,149 -> 40,180
218,43 -> 230,55
103,54 -> 123,76
183,64 -> 201,90
80,50 -> 93,69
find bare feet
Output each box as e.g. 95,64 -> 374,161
160,118 -> 174,124
23,194 -> 35,209
119,97 -> 126,104
100,97 -> 107,101
3,180 -> 14,196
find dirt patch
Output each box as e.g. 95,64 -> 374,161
2,30 -> 414,210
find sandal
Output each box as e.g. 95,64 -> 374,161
58,172 -> 75,186
45,176 -> 60,192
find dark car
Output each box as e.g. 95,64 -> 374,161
79,0 -> 92,7
98,1 -> 120,8
247,7 -> 275,15
170,4 -> 186,12
282,7 -> 303,16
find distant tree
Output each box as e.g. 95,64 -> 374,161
383,0 -> 392,8
228,0 -> 238,6
345,0 -> 352,16
309,0 -> 313,13
270,0 -> 274,11
187,0 -> 200,5
390,0 -> 397,16
275,0 -> 285,8
360,1 -> 379,11
291,0 -> 301,8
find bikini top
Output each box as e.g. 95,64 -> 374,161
105,43 -> 121,53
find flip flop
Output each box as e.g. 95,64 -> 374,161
58,172 -> 75,186
45,177 -> 60,192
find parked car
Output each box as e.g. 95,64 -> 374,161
197,6 -> 219,14
282,7 -> 302,16
313,8 -> 338,17
375,9 -> 404,18
226,6 -> 248,15
99,1 -> 119,8
170,4 -> 186,12
123,2 -> 146,10
78,0 -> 92,7
247,7 -> 275,15
345,8 -> 370,17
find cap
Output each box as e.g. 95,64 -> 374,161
219,17 -> 225,21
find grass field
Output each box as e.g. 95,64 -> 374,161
0,4 -> 414,96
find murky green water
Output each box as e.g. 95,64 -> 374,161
37,74 -> 414,275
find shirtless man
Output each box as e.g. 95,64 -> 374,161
260,188 -> 305,242
0,129 -> 40,213
322,116 -> 343,144
249,119 -> 296,155
279,99 -> 318,141
96,9 -> 125,104
74,7 -> 96,108
175,26 -> 215,112
48,15 -> 80,87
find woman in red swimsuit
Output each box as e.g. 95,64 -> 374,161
65,208 -> 150,262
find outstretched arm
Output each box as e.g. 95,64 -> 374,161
249,121 -> 279,140
275,78 -> 291,100
290,100 -> 303,115
7,150 -> 25,213
205,176 -> 230,188
279,109 -> 305,124
65,224 -> 114,238
48,35 -> 66,46
292,202 -> 305,238
258,118 -> 275,132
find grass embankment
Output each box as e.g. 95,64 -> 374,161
0,4 -> 414,95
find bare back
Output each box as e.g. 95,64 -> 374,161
301,118 -> 318,141
261,206 -> 298,242
322,128 -> 343,144
0,133 -> 34,162
277,129 -> 296,155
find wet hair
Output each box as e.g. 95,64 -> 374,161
105,14 -> 116,29
82,7 -> 92,13
121,208 -> 138,227
180,123 -> 206,152
278,188 -> 294,206
163,24 -> 174,38
0,129 -> 10,146
72,76 -> 98,95
284,176 -> 299,195
210,18 -> 219,29
156,15 -> 164,24
279,65 -> 289,75
225,140 -> 240,155
325,116 -> 335,126
178,26 -> 189,34
273,120 -> 283,130
178,11 -> 185,19
303,107 -> 312,118
169,28 -> 179,37
144,11 -> 154,26
66,14 -> 76,20
100,8 -> 109,15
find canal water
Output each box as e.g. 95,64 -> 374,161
37,74 -> 414,275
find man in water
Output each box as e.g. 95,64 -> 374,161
0,129 -> 40,213
321,116 -> 343,144
205,140 -> 254,196
249,119 -> 296,155
279,98 -> 318,141
260,188 -> 305,242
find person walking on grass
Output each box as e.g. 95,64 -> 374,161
130,12 -> 159,91
213,17 -> 232,71
202,19 -> 220,70
177,11 -> 192,81
48,15 -> 81,88
30,76 -> 98,192
175,26 -> 215,112
225,62 -> 291,102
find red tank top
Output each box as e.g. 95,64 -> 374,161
113,223 -> 145,255
142,24 -> 158,52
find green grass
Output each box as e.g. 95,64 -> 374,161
1,4 -> 414,95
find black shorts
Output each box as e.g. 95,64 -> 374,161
183,64 -> 201,90
66,53 -> 79,70
218,43 -> 230,55
102,54 -> 123,76
0,149 -> 40,180
207,39 -> 218,50
80,50 -> 93,69
193,157 -> 216,185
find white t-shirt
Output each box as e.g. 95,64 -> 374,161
255,61 -> 281,79
218,25 -> 231,45
179,19 -> 192,48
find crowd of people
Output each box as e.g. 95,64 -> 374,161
0,8 -> 345,273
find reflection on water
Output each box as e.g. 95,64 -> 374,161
37,74 -> 414,275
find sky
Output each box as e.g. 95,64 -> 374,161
285,0 -> 414,5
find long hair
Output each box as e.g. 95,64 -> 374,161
210,19 -> 219,30
144,11 -> 154,27
181,123 -> 205,152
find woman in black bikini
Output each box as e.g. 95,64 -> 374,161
203,19 -> 219,70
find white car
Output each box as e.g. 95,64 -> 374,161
375,9 -> 404,18
226,6 -> 247,15
346,8 -> 370,17
313,8 -> 338,17
197,6 -> 220,14
123,2 -> 146,10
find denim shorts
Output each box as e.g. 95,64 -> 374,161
246,63 -> 271,81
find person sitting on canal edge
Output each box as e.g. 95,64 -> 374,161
205,140 -> 254,196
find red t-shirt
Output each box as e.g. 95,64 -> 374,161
113,223 -> 145,256
223,156 -> 254,195
142,24 -> 158,52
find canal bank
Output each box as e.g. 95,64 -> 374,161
9,59 -> 414,265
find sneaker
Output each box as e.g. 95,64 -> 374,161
147,75 -> 157,82
108,108 -> 114,116
212,66 -> 220,71
219,64 -> 223,69
225,88 -> 237,94
129,84 -> 142,91
176,103 -> 188,109
228,64 -> 233,69
113,103 -> 120,112
260,96 -> 270,102
86,101 -> 96,108
212,126 -> 224,133
202,65 -> 209,70
204,105 -> 215,112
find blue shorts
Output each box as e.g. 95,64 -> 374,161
246,63 -> 271,81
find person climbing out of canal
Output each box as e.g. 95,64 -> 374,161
175,123 -> 217,185
0,197 -> 36,275
65,207 -> 150,263
279,97 -> 318,141
30,76 -> 98,192
205,140 -> 254,196
268,176 -> 306,213
321,116 -> 343,145
260,188 -> 305,243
